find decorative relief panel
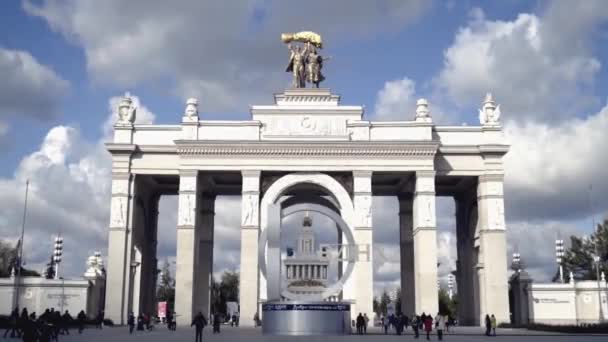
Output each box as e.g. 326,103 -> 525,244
354,195 -> 372,227
242,193 -> 259,227
178,193 -> 196,226
110,197 -> 127,227
413,195 -> 436,228
261,116 -> 346,137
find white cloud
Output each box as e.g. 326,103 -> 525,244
435,7 -> 602,123
504,102 -> 608,222
0,93 -> 154,277
0,48 -> 69,120
373,77 -> 418,121
24,0 -> 429,112
373,77 -> 448,123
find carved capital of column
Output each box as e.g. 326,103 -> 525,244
415,171 -> 435,195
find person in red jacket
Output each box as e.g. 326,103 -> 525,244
424,315 -> 433,340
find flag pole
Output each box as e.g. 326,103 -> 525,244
15,180 -> 29,310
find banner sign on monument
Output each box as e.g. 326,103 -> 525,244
158,301 -> 167,319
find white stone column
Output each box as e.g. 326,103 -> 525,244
105,172 -> 135,325
399,194 -> 415,315
239,170 -> 261,326
174,171 -> 200,326
131,246 -> 142,315
413,171 -> 439,315
194,194 -> 215,318
455,192 -> 478,325
353,171 -> 374,320
476,174 -> 509,323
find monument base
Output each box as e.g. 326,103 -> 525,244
262,301 -> 351,335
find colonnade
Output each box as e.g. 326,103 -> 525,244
104,170 -> 508,327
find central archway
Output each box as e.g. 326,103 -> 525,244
259,173 -> 356,302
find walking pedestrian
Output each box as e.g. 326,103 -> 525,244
363,313 -> 369,334
491,314 -> 497,336
412,314 -> 420,338
382,315 -> 388,334
423,314 -> 433,340
61,310 -> 71,335
191,312 -> 207,342
484,315 -> 491,336
77,310 -> 86,334
355,313 -> 364,335
212,313 -> 221,334
3,307 -> 19,338
128,312 -> 135,334
95,310 -> 104,329
434,313 -> 445,340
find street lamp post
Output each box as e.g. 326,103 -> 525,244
14,180 -> 30,311
53,236 -> 63,280
589,185 -> 604,322
512,252 -> 522,273
447,274 -> 454,300
555,239 -> 564,283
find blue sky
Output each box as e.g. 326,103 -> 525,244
1,0 -> 608,293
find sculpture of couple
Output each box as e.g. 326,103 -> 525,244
285,42 -> 328,88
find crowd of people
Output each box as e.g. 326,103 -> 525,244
2,307 -> 104,342
376,312 -> 499,339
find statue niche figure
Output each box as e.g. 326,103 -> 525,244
305,46 -> 327,88
286,44 -> 306,88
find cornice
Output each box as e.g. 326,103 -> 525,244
438,144 -> 510,155
174,141 -> 439,158
105,143 -> 137,154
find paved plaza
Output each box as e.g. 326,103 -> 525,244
42,326 -> 607,342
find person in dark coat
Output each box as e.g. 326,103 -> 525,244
484,314 -> 491,336
191,312 -> 207,342
137,314 -> 144,331
61,310 -> 72,335
3,307 -> 19,338
355,313 -> 364,335
411,314 -> 420,338
76,311 -> 86,334
21,318 -> 39,342
127,312 -> 135,334
95,310 -> 104,329
212,313 -> 221,334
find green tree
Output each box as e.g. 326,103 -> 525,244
156,259 -> 175,311
0,240 -> 39,277
438,288 -> 457,317
43,256 -> 56,279
211,270 -> 240,316
561,220 -> 608,280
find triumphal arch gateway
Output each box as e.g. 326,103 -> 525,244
104,33 -> 510,328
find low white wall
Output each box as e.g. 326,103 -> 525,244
0,277 -> 91,317
528,279 -> 608,325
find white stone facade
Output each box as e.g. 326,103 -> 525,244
104,88 -> 510,326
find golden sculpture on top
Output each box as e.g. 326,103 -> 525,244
282,31 -> 329,88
